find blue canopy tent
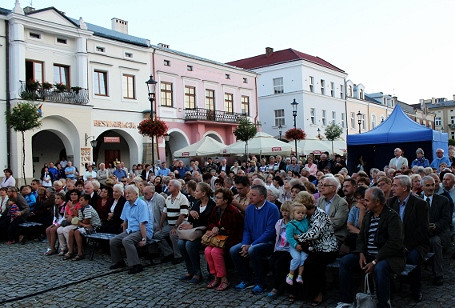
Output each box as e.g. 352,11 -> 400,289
347,105 -> 448,173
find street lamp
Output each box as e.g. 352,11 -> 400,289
317,128 -> 322,140
291,99 -> 299,157
84,133 -> 98,147
146,75 -> 157,166
356,110 -> 362,134
278,124 -> 282,140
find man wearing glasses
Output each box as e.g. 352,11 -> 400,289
316,175 -> 348,248
0,187 -> 30,243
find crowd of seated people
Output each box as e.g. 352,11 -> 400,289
0,147 -> 454,307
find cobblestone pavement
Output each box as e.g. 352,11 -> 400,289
0,239 -> 454,307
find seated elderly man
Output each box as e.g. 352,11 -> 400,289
316,175 -> 349,248
337,187 -> 405,308
229,185 -> 280,294
109,185 -> 154,274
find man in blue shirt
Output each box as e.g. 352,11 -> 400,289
109,185 -> 154,274
157,161 -> 171,176
229,184 -> 280,294
430,148 -> 451,171
113,163 -> 127,181
64,161 -> 76,180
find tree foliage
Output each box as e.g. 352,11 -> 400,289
324,122 -> 343,141
233,118 -> 257,142
5,102 -> 42,184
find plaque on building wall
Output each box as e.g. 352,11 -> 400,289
104,137 -> 121,143
81,147 -> 91,166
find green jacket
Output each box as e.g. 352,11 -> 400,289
356,206 -> 405,274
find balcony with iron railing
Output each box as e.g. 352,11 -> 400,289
19,81 -> 90,105
184,108 -> 247,124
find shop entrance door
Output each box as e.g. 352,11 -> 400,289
105,150 -> 120,167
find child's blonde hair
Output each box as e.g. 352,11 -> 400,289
294,191 -> 315,208
290,202 -> 307,220
280,200 -> 293,213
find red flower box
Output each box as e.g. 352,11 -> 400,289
138,118 -> 168,138
285,128 -> 306,140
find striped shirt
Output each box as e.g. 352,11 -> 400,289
164,192 -> 189,226
78,205 -> 101,228
366,215 -> 380,256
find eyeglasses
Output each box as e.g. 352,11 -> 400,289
318,183 -> 334,187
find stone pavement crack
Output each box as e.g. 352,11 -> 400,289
0,264 -> 155,305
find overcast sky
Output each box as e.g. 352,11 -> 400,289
23,0 -> 455,104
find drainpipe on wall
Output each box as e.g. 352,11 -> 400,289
254,75 -> 259,130
5,20 -> 11,168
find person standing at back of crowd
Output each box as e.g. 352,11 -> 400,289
389,148 -> 408,170
1,169 -> 15,188
430,148 -> 450,171
411,148 -> 430,168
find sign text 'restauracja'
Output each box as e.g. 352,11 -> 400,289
93,120 -> 137,129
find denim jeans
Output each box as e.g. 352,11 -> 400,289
289,246 -> 308,271
406,248 -> 421,295
229,242 -> 274,286
178,238 -> 202,276
339,253 -> 392,308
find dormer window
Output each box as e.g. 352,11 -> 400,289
57,38 -> 67,44
30,32 -> 41,39
96,46 -> 105,53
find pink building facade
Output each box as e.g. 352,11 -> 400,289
151,46 -> 258,163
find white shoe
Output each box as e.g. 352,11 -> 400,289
335,302 -> 353,308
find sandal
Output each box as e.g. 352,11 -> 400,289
45,249 -> 56,256
206,279 -> 220,289
58,250 -> 68,256
216,280 -> 230,291
63,252 -> 73,260
289,294 -> 295,303
72,254 -> 85,261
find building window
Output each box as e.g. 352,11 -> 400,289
184,86 -> 196,109
322,110 -> 327,126
57,38 -> 67,44
350,112 -> 355,128
362,114 -> 366,129
330,82 -> 335,97
372,114 -> 377,128
332,111 -> 336,124
309,76 -> 314,92
160,82 -> 173,107
274,109 -> 285,126
435,117 -> 441,126
273,77 -> 284,94
241,95 -> 250,115
187,65 -> 193,71
243,78 -> 248,83
125,52 -> 133,58
224,93 -> 234,113
340,85 -> 344,98
205,89 -> 215,110
54,64 -> 69,87
380,115 -> 385,123
321,79 -> 325,95
451,116 -> 455,124
25,60 -> 43,83
360,89 -> 364,100
164,60 -> 170,66
30,32 -> 41,39
452,132 -> 455,139
96,46 -> 105,53
341,113 -> 346,128
225,74 -> 230,79
93,70 -> 108,96
122,74 -> 135,99
310,108 -> 316,125
348,85 -> 353,97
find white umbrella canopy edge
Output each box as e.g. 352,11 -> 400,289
173,136 -> 226,158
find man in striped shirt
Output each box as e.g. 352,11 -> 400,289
154,179 -> 189,264
337,187 -> 405,308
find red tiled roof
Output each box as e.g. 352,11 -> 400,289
226,48 -> 345,73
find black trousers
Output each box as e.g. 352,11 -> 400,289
302,251 -> 338,299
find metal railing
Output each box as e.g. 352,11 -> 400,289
19,81 -> 90,105
184,108 -> 247,123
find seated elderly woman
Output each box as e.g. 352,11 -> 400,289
99,184 -> 126,234
177,182 -> 216,283
267,186 -> 282,210
294,191 -> 339,306
64,194 -> 101,261
204,187 -> 243,291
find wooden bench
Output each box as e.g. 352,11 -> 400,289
83,232 -> 160,261
18,221 -> 43,243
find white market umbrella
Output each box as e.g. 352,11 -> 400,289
173,136 -> 226,158
222,131 -> 298,156
297,139 -> 347,155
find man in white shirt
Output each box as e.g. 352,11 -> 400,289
388,148 -> 408,170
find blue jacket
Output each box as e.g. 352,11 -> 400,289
242,200 -> 280,246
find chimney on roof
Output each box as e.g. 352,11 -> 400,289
392,96 -> 397,106
111,18 -> 128,34
453,94 -> 455,101
265,47 -> 273,57
158,43 -> 169,49
23,6 -> 35,14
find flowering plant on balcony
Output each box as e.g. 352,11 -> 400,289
27,79 -> 41,92
138,118 -> 168,138
54,82 -> 67,93
41,82 -> 53,90
285,128 -> 306,140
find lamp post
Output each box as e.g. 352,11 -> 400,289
146,75 -> 157,167
291,99 -> 299,157
356,110 -> 362,134
278,124 -> 282,140
317,127 -> 322,140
